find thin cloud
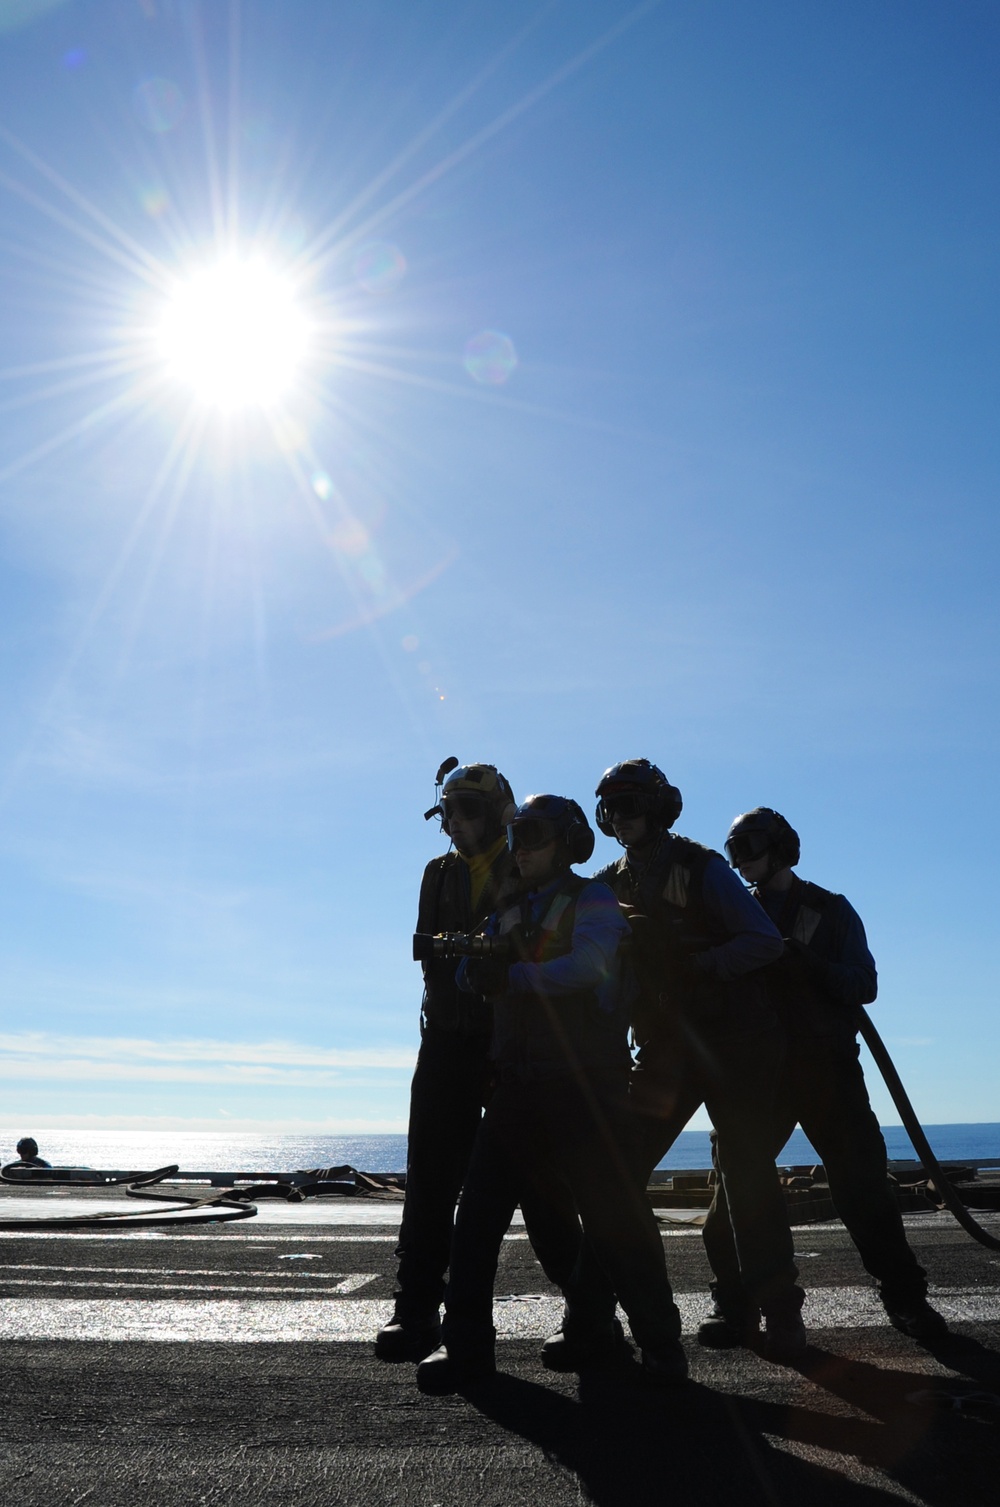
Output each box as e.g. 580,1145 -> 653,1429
0,1031 -> 415,1087
0,1114 -> 406,1134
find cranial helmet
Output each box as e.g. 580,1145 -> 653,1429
725,808 -> 800,875
507,794 -> 595,867
594,759 -> 683,839
431,762 -> 516,840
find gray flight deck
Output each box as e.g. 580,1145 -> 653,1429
0,1191 -> 998,1506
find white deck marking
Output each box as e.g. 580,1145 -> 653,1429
0,1275 -> 377,1295
0,1286 -> 994,1342
0,1198 -> 414,1226
0,1231 -> 405,1242
0,1263 -> 353,1280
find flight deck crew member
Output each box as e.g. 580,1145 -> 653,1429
416,795 -> 688,1394
706,808 -> 948,1346
549,759 -> 805,1365
14,1137 -> 50,1168
375,761 -> 523,1362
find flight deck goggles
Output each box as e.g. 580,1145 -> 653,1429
441,795 -> 488,821
596,790 -> 650,822
724,829 -> 772,867
506,817 -> 559,852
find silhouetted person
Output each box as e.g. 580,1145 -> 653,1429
14,1136 -> 50,1167
709,807 -> 947,1346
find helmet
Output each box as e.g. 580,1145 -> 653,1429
507,794 -> 595,866
725,808 -> 800,875
594,759 -> 682,837
431,762 -> 516,841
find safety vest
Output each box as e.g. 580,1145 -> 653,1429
490,874 -> 631,1081
416,846 -> 520,1033
758,878 -> 867,1041
595,834 -> 774,1041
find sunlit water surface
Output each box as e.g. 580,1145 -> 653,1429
3,1125 -> 998,1175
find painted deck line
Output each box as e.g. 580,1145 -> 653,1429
0,1197 -> 414,1226
0,1230 -> 406,1242
0,1274 -> 378,1295
0,1286 -> 994,1342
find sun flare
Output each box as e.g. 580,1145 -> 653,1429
156,257 -> 311,410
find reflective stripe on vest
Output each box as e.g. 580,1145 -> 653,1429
791,904 -> 824,946
662,864 -> 692,909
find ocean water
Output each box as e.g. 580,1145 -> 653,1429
4,1123 -> 999,1175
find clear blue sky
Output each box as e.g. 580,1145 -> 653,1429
0,0 -> 997,1137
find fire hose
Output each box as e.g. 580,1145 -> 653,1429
859,1007 -> 1000,1252
0,1163 -> 257,1229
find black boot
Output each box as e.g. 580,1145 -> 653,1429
640,1340 -> 689,1386
696,1305 -> 760,1349
541,1317 -> 631,1372
760,1289 -> 807,1364
882,1295 -> 949,1345
375,1313 -> 442,1362
416,1343 -> 496,1394
696,1283 -> 760,1349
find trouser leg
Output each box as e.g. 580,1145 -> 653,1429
702,1027 -> 800,1314
392,1025 -> 490,1320
702,1133 -> 751,1316
702,1091 -> 800,1316
441,1084 -> 523,1355
519,1160 -> 584,1293
557,1050 -> 700,1331
545,1075 -> 682,1350
633,1084 -> 705,1181
796,1041 -> 927,1303
629,1026 -> 688,1123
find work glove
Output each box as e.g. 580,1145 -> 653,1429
782,937 -> 833,985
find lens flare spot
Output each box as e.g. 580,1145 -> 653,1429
312,471 -> 333,500
134,77 -> 186,134
157,258 -> 310,410
140,186 -> 170,219
62,48 -> 87,70
463,329 -> 517,386
330,517 -> 370,559
401,634 -> 419,652
353,241 -> 407,295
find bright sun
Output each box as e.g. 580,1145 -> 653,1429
156,257 -> 310,410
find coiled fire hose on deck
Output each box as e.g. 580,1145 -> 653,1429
859,1006 -> 1000,1253
0,1162 -> 257,1229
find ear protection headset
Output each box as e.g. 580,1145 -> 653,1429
561,798 -> 597,865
